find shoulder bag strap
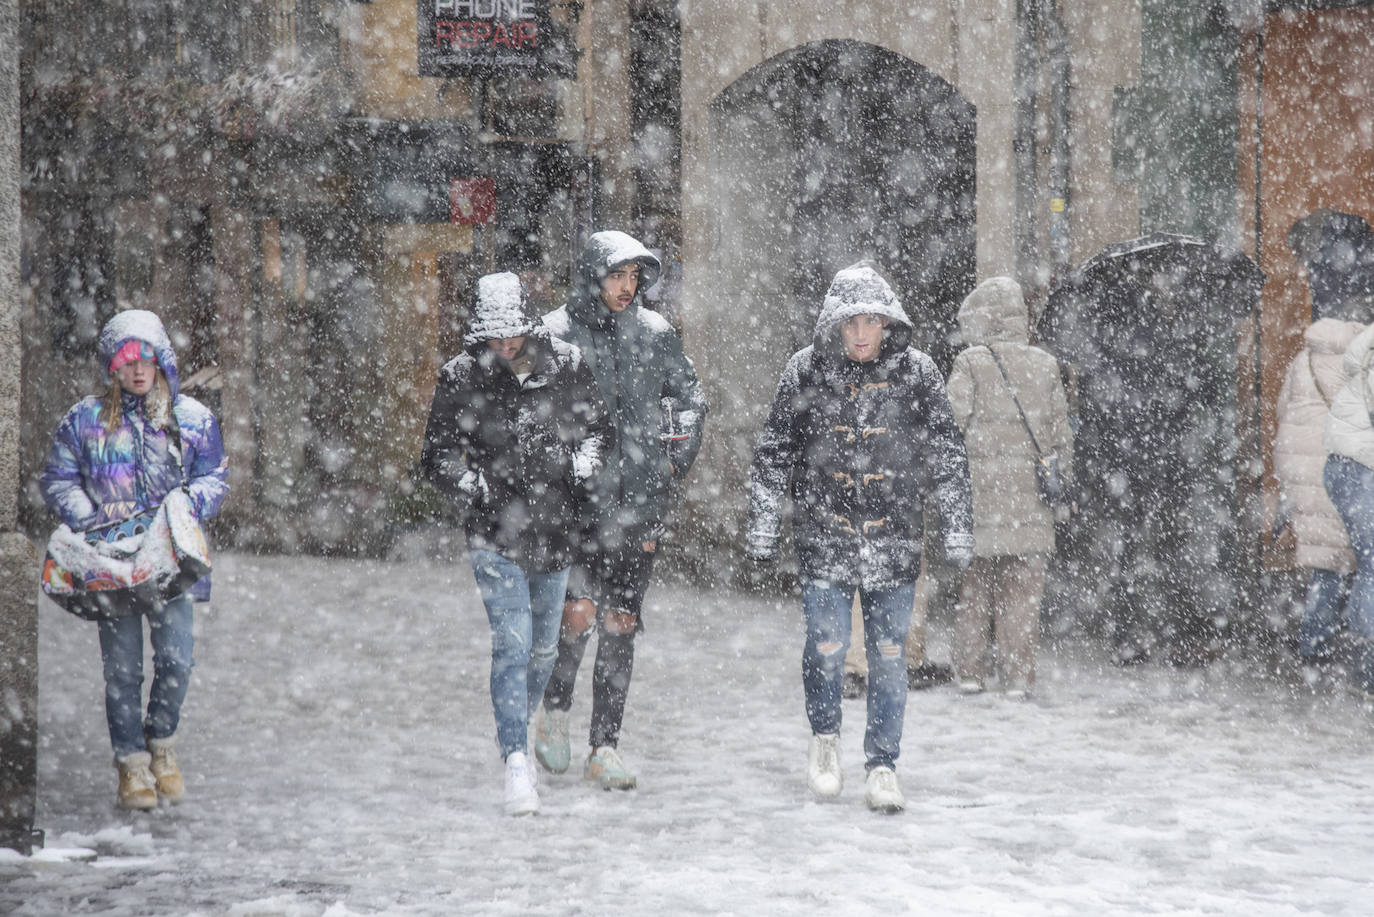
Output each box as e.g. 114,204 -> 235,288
987,345 -> 1047,460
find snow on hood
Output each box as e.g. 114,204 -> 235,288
567,231 -> 663,328
465,272 -> 540,347
813,260 -> 912,355
957,276 -> 1029,347
98,309 -> 179,397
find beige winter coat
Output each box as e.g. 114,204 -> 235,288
1275,319 -> 1363,573
1325,323 -> 1374,471
946,277 -> 1073,558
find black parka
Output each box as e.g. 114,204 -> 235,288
747,261 -> 974,589
422,273 -> 612,572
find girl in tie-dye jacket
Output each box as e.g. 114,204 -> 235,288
40,309 -> 228,810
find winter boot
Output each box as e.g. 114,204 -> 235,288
504,751 -> 540,816
147,736 -> 184,803
115,752 -> 158,811
534,707 -> 571,774
806,733 -> 842,799
864,765 -> 905,813
584,745 -> 637,790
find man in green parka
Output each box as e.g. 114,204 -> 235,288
534,230 -> 708,790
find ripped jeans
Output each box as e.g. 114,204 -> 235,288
800,579 -> 916,771
469,550 -> 569,760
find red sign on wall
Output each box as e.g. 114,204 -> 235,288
449,178 -> 497,225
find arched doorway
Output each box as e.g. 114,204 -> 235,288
688,40 -> 976,562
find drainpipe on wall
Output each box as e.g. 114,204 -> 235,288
0,0 -> 41,857
1044,0 -> 1072,286
1014,0 -> 1041,300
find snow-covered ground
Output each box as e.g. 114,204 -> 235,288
4,541 -> 1374,916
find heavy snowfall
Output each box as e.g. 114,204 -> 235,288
3,537 -> 1372,916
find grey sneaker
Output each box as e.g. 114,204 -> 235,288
534,707 -> 571,774
584,745 -> 637,790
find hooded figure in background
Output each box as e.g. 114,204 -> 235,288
40,309 -> 229,811
532,230 -> 708,792
944,277 -> 1073,697
422,271 -> 611,816
1274,316 -> 1363,672
746,260 -> 972,814
1321,323 -> 1374,698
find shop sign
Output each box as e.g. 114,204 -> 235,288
450,178 -> 498,225
418,0 -> 579,78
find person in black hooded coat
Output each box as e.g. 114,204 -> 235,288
422,272 -> 610,816
532,230 -> 708,791
746,260 -> 972,814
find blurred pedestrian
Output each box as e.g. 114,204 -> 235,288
944,277 -> 1072,698
39,310 -> 229,810
422,272 -> 610,816
746,260 -> 973,813
1275,316 -> 1363,676
532,232 -> 707,790
1323,322 -> 1374,698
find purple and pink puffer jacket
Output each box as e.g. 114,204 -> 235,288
40,312 -> 228,585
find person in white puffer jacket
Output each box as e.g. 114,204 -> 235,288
1322,322 -> 1374,696
1275,318 -> 1364,670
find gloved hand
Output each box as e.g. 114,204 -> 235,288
944,533 -> 974,570
456,469 -> 489,503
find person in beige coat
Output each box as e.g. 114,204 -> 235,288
1274,317 -> 1363,668
945,277 -> 1073,697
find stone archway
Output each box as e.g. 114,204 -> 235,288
685,40 -> 976,561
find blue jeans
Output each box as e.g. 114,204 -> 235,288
1299,567 -> 1351,661
469,550 -> 569,759
97,593 -> 195,759
800,579 -> 916,771
1323,454 -> 1374,691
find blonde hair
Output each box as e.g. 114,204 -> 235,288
100,369 -> 172,435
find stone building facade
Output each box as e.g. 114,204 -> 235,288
14,0 -> 1374,570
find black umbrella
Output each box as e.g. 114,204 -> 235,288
1036,233 -> 1265,361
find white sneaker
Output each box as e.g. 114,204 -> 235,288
503,751 -> 540,816
864,766 -> 905,813
534,708 -> 571,774
806,733 -> 843,799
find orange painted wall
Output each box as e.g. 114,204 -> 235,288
1245,10 -> 1374,544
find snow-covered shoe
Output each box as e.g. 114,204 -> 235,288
504,751 -> 540,816
534,707 -> 571,774
864,766 -> 905,813
584,746 -> 637,790
147,737 -> 184,803
907,660 -> 954,691
806,732 -> 843,799
957,677 -> 985,695
115,752 -> 158,811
